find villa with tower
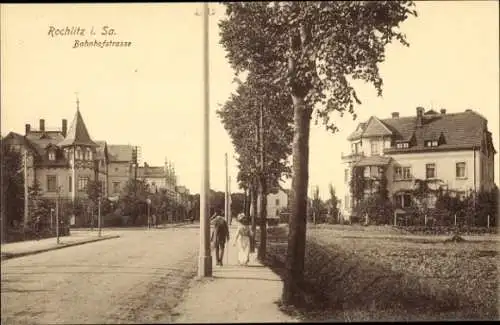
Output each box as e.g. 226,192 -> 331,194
3,98 -> 189,226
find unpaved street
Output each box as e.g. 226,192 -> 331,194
1,225 -> 200,324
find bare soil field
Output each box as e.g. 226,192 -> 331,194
264,224 -> 499,322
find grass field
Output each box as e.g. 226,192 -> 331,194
264,224 -> 499,322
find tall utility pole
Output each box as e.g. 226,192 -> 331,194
198,1 -> 212,277
225,153 -> 229,225
56,187 -> 60,244
98,196 -> 102,237
228,176 -> 232,225
258,103 -> 267,259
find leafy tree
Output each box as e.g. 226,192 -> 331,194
219,1 -> 417,305
311,185 -> 321,224
217,73 -> 293,258
326,183 -> 339,223
349,166 -> 365,208
28,180 -> 53,226
119,179 -> 150,224
1,143 -> 24,229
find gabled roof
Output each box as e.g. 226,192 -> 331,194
361,116 -> 393,138
107,145 -> 134,162
347,122 -> 366,141
348,109 -> 493,154
383,110 -> 487,153
58,109 -> 97,148
94,141 -> 107,160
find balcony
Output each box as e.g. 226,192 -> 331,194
341,151 -> 364,163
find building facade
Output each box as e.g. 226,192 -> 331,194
267,188 -> 289,218
3,100 -> 191,225
341,107 -> 496,219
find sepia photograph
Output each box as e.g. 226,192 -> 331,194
1,1 -> 498,323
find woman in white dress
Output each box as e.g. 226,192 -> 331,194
233,213 -> 253,266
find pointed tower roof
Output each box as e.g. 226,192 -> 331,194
58,99 -> 98,148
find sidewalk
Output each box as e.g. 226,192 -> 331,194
1,230 -> 120,260
172,224 -> 298,323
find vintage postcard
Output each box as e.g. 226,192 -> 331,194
1,2 -> 498,323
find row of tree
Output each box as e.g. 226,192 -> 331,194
0,141 -> 194,230
217,1 -> 417,305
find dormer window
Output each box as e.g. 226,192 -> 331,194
425,140 -> 439,147
48,150 -> 56,161
87,148 -> 93,160
396,142 -> 409,149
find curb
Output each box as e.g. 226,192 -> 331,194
1,235 -> 120,261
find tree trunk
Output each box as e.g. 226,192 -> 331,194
282,95 -> 311,306
250,182 -> 258,253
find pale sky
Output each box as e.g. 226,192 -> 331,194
1,2 -> 498,200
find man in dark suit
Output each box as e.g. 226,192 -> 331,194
211,210 -> 230,266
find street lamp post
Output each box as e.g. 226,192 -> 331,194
98,196 -> 102,237
197,2 -> 213,277
56,190 -> 60,244
146,198 -> 151,230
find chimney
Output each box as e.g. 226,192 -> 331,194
416,106 -> 424,127
62,119 -> 67,137
39,119 -> 45,132
440,109 -> 446,115
25,123 -> 31,135
391,112 -> 399,119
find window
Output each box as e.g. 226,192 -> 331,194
48,151 -> 56,161
344,169 -> 349,183
395,194 -> 412,208
68,176 -> 72,192
113,182 -> 120,193
426,163 -> 436,179
78,177 -> 89,191
87,148 -> 93,160
425,140 -> 439,147
396,142 -> 409,149
456,162 -> 466,178
76,148 -> 82,160
371,142 -> 379,155
363,167 -> 370,178
275,199 -> 280,206
352,142 -> 361,154
394,166 -> 412,180
47,175 -> 57,192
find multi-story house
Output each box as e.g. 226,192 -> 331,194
249,186 -> 289,220
341,107 -> 496,219
105,145 -> 135,200
3,101 -> 137,225
267,188 -> 289,218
